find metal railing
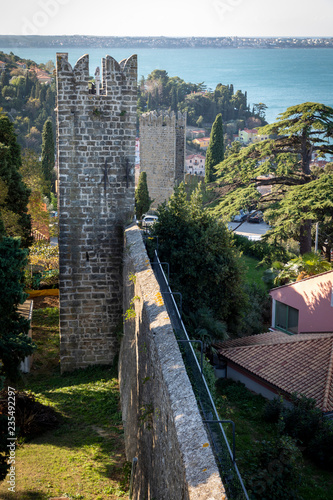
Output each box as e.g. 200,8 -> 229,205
151,250 -> 249,500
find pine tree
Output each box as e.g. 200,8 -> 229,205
214,102 -> 333,255
205,113 -> 224,183
135,171 -> 152,220
41,119 -> 55,196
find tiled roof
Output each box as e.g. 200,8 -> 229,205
186,154 -> 205,160
216,331 -> 333,412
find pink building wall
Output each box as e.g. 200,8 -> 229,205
270,271 -> 333,333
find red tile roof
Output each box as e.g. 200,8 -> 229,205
186,154 -> 205,160
216,331 -> 333,413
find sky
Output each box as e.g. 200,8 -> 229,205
2,0 -> 333,38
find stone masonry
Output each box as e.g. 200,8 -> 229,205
139,110 -> 186,209
120,224 -> 227,499
56,53 -> 137,373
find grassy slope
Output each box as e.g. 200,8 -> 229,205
241,254 -> 268,289
0,307 -> 129,500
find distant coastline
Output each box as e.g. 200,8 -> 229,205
1,35 -> 333,49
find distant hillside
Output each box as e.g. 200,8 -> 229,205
0,35 -> 333,49
0,51 -> 56,153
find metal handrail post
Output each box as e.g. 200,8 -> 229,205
203,420 -> 236,462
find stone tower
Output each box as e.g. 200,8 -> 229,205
56,53 -> 137,373
139,111 -> 186,209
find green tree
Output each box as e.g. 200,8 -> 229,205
0,111 -> 32,247
0,236 -> 36,381
150,183 -> 246,334
205,113 -> 224,183
135,171 -> 153,220
213,103 -> 333,254
41,119 -> 55,195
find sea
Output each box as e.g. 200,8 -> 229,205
1,46 -> 332,124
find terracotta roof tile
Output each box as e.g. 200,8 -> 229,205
216,332 -> 333,413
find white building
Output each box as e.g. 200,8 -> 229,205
185,154 -> 205,176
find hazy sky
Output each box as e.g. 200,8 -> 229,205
2,0 -> 333,37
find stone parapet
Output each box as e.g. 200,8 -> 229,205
120,224 -> 227,499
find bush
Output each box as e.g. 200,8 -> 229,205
240,282 -> 271,336
263,396 -> 284,424
0,389 -> 59,439
280,394 -> 323,446
245,435 -> 302,499
233,234 -> 291,267
307,421 -> 333,471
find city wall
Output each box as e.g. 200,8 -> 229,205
120,224 -> 226,499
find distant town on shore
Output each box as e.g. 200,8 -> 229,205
1,35 -> 333,49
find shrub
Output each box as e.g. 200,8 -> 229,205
244,435 -> 302,499
240,282 -> 271,336
233,233 -> 291,266
307,421 -> 333,471
280,394 -> 323,446
263,396 -> 284,424
0,389 -> 59,439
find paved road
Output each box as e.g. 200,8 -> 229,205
228,221 -> 271,241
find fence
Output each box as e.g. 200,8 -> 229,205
151,250 -> 249,500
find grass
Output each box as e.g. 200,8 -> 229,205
242,254 -> 268,289
0,306 -> 130,500
215,378 -> 333,500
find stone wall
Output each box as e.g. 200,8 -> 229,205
139,111 -> 186,209
56,53 -> 137,373
120,224 -> 226,499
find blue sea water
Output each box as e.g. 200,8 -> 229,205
1,46 -> 332,123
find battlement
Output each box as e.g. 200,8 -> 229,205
56,52 -> 137,97
140,110 -> 186,128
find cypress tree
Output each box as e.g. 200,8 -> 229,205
41,119 -> 55,195
0,112 -> 32,247
135,171 -> 153,220
205,113 -> 224,183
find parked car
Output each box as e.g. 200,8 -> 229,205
248,210 -> 263,223
232,209 -> 248,222
142,215 -> 158,229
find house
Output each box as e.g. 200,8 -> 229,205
29,67 -> 52,84
269,270 -> 333,334
16,62 -> 27,70
239,128 -> 269,144
215,331 -> 333,414
192,137 -> 210,150
0,60 -> 6,70
186,128 -> 206,139
215,271 -> 333,414
185,154 -> 205,176
239,128 -> 258,143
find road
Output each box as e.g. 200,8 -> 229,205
228,221 -> 271,241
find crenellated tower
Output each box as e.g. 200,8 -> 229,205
139,110 -> 186,209
56,53 -> 137,373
